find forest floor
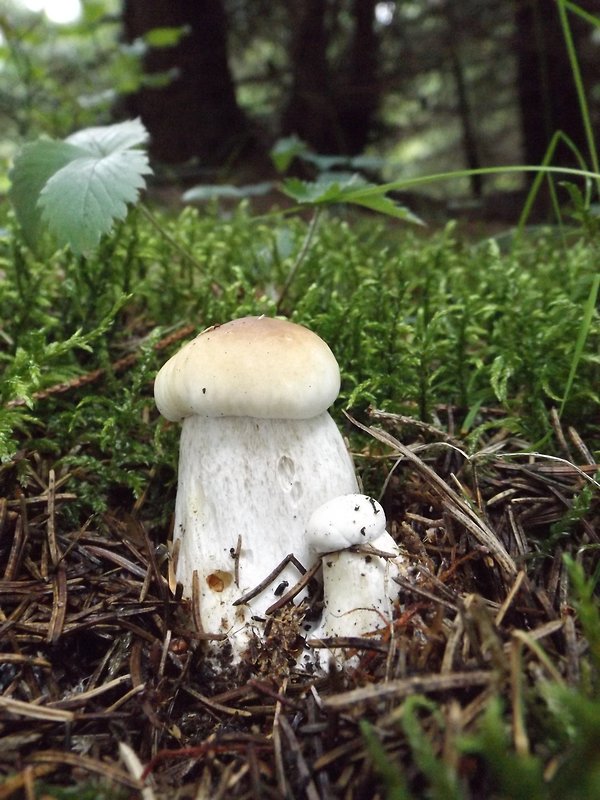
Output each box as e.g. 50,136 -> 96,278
1,404 -> 597,799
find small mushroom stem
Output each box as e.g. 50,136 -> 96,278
304,494 -> 409,656
317,532 -> 405,639
173,412 -> 358,649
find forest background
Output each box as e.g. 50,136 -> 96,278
2,0 -> 599,212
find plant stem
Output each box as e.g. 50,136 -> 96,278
559,272 -> 600,418
275,208 -> 322,313
556,0 -> 600,193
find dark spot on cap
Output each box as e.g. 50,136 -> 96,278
368,496 -> 380,513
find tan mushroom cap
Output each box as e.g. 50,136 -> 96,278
154,316 -> 341,421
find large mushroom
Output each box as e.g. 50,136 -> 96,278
154,316 -> 359,653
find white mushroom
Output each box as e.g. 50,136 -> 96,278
154,316 -> 358,654
306,494 -> 407,642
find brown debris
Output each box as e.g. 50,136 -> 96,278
0,407 -> 598,798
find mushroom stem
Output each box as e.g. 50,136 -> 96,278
304,494 -> 408,655
317,532 -> 405,640
173,412 -> 358,646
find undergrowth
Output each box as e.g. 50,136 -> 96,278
1,203 -> 598,487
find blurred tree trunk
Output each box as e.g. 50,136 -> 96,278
515,0 -> 590,170
281,0 -> 337,152
122,0 -> 252,165
339,0 -> 380,154
282,0 -> 380,154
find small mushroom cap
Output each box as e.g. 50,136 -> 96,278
306,493 -> 387,552
154,316 -> 341,422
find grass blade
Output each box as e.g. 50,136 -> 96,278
559,272 -> 600,417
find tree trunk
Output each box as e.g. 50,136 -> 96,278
337,0 -> 380,155
515,0 -> 590,170
281,0 -> 339,153
282,0 -> 380,155
122,0 -> 251,165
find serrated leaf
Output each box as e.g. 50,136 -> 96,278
281,176 -> 351,204
9,139 -> 86,249
346,192 -> 424,224
66,118 -> 149,157
38,147 -> 151,254
281,172 -> 423,224
10,120 -> 152,255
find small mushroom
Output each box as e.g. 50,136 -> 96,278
306,494 -> 406,641
154,316 -> 358,654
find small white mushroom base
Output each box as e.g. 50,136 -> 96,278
310,532 -> 408,665
173,412 -> 358,654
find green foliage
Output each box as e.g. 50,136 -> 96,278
9,119 -> 152,254
362,674 -> 600,800
282,172 -> 423,223
0,1 -> 142,145
34,782 -> 127,800
184,136 -> 420,222
270,134 -> 312,173
460,698 -> 546,800
182,181 -> 273,203
400,697 -> 463,800
142,25 -> 191,48
563,555 -> 600,677
364,690 -> 600,799
361,720 -> 411,800
0,296 -> 127,462
0,7 -> 598,800
0,201 -> 597,514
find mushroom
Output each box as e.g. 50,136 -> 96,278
154,316 -> 359,654
306,494 -> 407,643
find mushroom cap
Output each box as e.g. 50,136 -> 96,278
154,316 -> 341,421
306,494 -> 387,552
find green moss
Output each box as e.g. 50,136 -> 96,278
0,205 -> 598,512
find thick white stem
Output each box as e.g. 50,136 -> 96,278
173,412 -> 358,651
316,532 -> 407,640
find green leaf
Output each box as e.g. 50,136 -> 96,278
490,354 -> 516,403
143,25 -> 191,48
66,118 -> 149,157
39,148 -> 150,254
347,192 -> 424,224
281,174 -> 358,204
10,119 -> 152,255
9,139 -> 85,249
270,136 -> 310,173
281,173 -> 423,224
